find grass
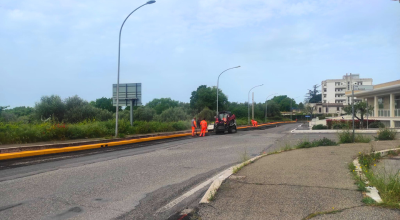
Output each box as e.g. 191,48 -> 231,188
387,150 -> 400,157
0,120 -> 192,144
348,162 -> 367,192
302,209 -> 343,220
355,134 -> 372,143
362,197 -> 376,205
295,137 -> 338,149
357,151 -> 400,209
338,130 -> 372,144
207,189 -> 216,202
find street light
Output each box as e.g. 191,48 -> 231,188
216,66 -> 240,116
115,1 -> 156,138
265,93 -> 277,123
248,84 -> 263,125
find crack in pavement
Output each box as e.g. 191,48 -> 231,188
302,205 -> 365,220
230,179 -> 358,192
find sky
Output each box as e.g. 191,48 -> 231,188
1,0 -> 399,108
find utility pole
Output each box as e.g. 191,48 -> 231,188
351,73 -> 355,143
252,92 -> 254,120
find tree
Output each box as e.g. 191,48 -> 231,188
64,95 -> 112,123
304,104 -> 314,116
343,101 -> 373,128
156,107 -> 189,122
35,95 -> 66,121
146,98 -> 179,115
266,100 -> 281,118
298,102 -> 304,111
305,84 -> 321,103
92,97 -> 120,113
190,85 -> 228,113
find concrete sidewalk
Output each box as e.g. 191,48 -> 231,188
197,140 -> 400,220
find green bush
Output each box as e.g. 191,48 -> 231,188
312,124 -> 328,130
0,119 -> 192,145
369,122 -> 385,128
197,107 -> 215,121
375,128 -> 397,140
338,129 -> 352,143
354,134 -> 371,143
296,137 -> 337,148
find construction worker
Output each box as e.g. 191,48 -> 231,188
191,117 -> 197,136
200,118 -> 207,137
251,119 -> 254,126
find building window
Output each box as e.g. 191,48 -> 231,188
324,94 -> 326,98
337,107 -> 340,111
324,89 -> 327,92
319,108 -> 321,113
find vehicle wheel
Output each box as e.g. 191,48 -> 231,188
228,125 -> 237,133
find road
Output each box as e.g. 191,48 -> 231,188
0,123 -> 340,220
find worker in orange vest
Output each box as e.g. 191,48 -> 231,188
254,120 -> 258,127
251,119 -> 254,126
191,117 -> 197,136
200,118 -> 207,137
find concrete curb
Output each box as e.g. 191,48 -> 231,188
0,121 -> 296,161
352,147 -> 400,204
199,154 -> 265,204
291,129 -> 400,134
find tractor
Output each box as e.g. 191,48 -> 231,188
213,111 -> 237,134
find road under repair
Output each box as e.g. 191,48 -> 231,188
0,123 -> 342,220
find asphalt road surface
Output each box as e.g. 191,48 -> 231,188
0,123 -> 342,220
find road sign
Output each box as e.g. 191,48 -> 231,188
353,85 -> 373,91
305,115 -> 311,118
112,83 -> 142,106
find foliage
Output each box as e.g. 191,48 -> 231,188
90,97 -> 120,113
132,106 -> 156,121
156,107 -> 190,122
354,134 -> 371,143
312,124 -> 328,130
375,128 -> 397,140
146,98 -> 179,115
298,102 -> 304,111
190,85 -> 228,112
197,107 -> 215,121
270,95 -> 297,112
0,120 -> 192,144
338,129 -> 353,143
35,95 -> 66,121
369,122 -> 385,128
343,101 -> 374,128
296,137 -> 337,148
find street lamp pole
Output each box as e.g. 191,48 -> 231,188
248,84 -> 263,125
265,93 -> 277,123
216,66 -> 240,116
115,1 -> 156,138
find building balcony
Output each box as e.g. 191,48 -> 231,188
378,109 -> 390,117
395,109 -> 400,117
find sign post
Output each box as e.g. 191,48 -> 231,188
113,83 -> 142,127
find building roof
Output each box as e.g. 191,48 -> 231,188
345,80 -> 400,97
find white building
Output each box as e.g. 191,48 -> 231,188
345,80 -> 400,128
321,74 -> 373,105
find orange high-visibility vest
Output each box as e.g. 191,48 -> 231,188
200,120 -> 207,128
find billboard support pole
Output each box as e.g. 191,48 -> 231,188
130,99 -> 134,126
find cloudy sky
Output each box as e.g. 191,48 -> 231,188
1,0 -> 399,108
